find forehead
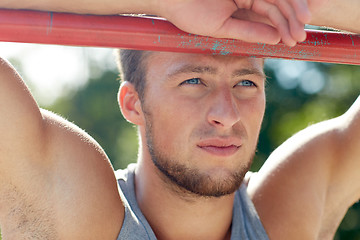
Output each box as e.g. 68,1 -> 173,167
144,52 -> 264,78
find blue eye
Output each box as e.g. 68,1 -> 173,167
237,80 -> 256,87
182,78 -> 201,85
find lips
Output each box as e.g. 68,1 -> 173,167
197,138 -> 242,157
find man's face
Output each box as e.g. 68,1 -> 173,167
140,52 -> 266,197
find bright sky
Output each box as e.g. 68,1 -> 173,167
0,42 -> 117,106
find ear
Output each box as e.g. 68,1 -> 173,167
118,82 -> 144,126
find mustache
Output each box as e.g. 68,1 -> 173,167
192,124 -> 247,140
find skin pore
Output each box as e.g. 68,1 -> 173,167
120,52 -> 266,239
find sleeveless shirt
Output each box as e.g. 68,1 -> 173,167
115,164 -> 269,239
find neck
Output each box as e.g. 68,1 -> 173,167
134,159 -> 235,240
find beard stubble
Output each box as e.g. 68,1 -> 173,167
143,110 -> 255,199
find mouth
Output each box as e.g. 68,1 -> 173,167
197,138 -> 242,157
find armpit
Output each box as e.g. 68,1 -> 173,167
0,183 -> 58,240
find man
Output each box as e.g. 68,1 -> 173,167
0,0 -> 359,239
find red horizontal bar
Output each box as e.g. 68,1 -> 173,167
0,9 -> 359,65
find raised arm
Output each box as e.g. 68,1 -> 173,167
0,0 -> 321,46
329,96 -> 360,205
1,0 -> 360,46
247,96 -> 360,239
0,0 -> 148,15
0,57 -> 123,238
244,2 -> 360,238
0,58 -> 45,171
310,0 -> 360,33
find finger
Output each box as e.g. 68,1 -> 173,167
276,0 -> 306,42
215,18 -> 281,44
231,8 -> 272,26
252,0 -> 297,46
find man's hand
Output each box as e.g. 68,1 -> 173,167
0,0 -> 342,46
154,0 -> 328,46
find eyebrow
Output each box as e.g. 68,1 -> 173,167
167,64 -> 266,79
232,68 -> 266,79
167,65 -> 217,78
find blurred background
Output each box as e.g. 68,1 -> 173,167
0,42 -> 359,239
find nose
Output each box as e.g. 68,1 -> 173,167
207,88 -> 241,129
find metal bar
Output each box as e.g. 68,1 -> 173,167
0,9 -> 359,65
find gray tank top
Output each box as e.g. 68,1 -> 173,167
115,164 -> 269,239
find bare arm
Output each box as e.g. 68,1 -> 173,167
0,58 -> 45,171
0,0 -> 149,15
0,0 -> 319,46
328,96 -> 360,206
0,58 -> 123,239
247,96 -> 360,239
310,0 -> 360,33
1,0 -> 360,45
245,1 -> 360,238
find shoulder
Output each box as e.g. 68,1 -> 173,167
43,109 -> 126,239
246,119 -> 343,239
1,109 -> 125,239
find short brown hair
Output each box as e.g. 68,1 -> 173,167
116,49 -> 151,101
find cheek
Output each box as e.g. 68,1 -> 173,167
242,95 -> 266,133
147,99 -> 193,150
151,89 -> 203,126
253,95 -> 266,122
